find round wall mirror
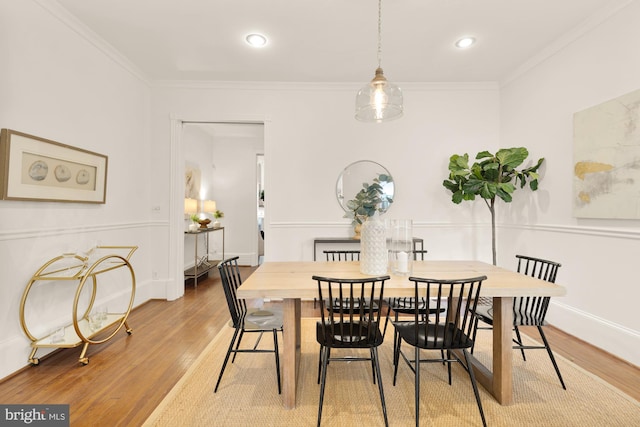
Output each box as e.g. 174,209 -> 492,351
336,160 -> 395,214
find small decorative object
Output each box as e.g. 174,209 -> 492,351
198,218 -> 211,229
212,209 -> 224,229
360,212 -> 387,275
188,214 -> 199,232
443,147 -> 544,265
389,219 -> 413,275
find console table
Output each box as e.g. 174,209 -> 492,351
313,236 -> 424,260
184,227 -> 225,286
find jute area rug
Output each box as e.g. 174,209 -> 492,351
143,318 -> 639,426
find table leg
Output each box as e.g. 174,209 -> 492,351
492,296 -> 514,405
282,298 -> 301,409
463,296 -> 514,405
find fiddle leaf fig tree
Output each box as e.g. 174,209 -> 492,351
442,147 -> 544,265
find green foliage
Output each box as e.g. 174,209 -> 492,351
213,210 -> 224,219
442,147 -> 544,265
443,147 -> 543,206
343,174 -> 394,226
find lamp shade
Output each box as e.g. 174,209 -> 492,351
355,68 -> 403,123
184,198 -> 198,215
203,200 -> 217,213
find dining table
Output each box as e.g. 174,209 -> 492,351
236,260 -> 566,409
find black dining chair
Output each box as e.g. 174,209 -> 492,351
314,275 -> 390,427
383,250 -> 446,353
392,275 -> 487,427
313,250 -> 361,309
471,254 -> 566,389
214,257 -> 283,394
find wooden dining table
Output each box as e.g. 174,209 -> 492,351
236,260 -> 566,409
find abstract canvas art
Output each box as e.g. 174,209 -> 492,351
573,88 -> 640,219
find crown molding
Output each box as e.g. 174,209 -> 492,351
34,0 -> 151,86
501,0 -> 634,87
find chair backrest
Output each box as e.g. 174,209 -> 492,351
407,276 -> 486,350
413,249 -> 428,261
323,250 -> 360,261
313,275 -> 388,346
514,255 -> 561,325
218,257 -> 247,328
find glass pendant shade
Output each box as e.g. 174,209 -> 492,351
355,67 -> 403,123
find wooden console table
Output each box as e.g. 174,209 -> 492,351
313,236 -> 424,260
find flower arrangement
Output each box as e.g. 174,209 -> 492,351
213,210 -> 224,219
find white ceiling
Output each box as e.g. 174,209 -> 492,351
52,0 -> 629,84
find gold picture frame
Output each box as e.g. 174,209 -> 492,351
0,129 -> 108,203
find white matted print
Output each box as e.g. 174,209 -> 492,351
0,129 -> 108,203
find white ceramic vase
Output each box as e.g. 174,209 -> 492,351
360,212 -> 388,275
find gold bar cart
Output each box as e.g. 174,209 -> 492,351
19,246 -> 137,366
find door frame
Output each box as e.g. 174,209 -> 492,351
167,114 -> 269,300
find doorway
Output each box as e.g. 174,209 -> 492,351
167,119 -> 265,301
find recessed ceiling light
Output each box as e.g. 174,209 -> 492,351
245,33 -> 267,48
455,37 -> 476,49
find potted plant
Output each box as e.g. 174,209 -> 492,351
442,147 -> 544,265
212,210 -> 224,229
343,173 -> 393,237
188,214 -> 200,232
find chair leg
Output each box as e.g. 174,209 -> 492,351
470,317 -> 479,354
414,346 -> 420,427
372,347 -> 389,427
317,346 -> 329,427
273,329 -> 281,394
462,349 -> 487,427
231,329 -> 245,363
214,328 -> 241,393
446,349 -> 452,385
537,326 -> 567,390
393,336 -> 402,386
513,326 -> 527,361
317,345 -> 323,384
370,348 -> 377,385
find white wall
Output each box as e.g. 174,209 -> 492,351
499,1 -> 640,365
210,132 -> 264,265
0,1 -> 157,379
150,82 -> 500,266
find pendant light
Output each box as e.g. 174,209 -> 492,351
355,0 -> 403,123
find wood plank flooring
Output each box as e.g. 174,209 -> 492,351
0,268 -> 637,427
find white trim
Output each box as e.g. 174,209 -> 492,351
501,0 -> 634,87
268,221 -> 640,240
34,0 -> 150,85
0,221 -> 168,241
548,300 -> 640,367
154,80 -> 499,92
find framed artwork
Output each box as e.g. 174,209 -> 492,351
573,88 -> 640,219
184,165 -> 201,199
0,129 -> 108,203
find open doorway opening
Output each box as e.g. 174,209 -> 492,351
182,122 -> 265,271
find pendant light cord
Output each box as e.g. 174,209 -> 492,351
377,0 -> 382,69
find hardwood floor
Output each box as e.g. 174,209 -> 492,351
1,267 -> 638,426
